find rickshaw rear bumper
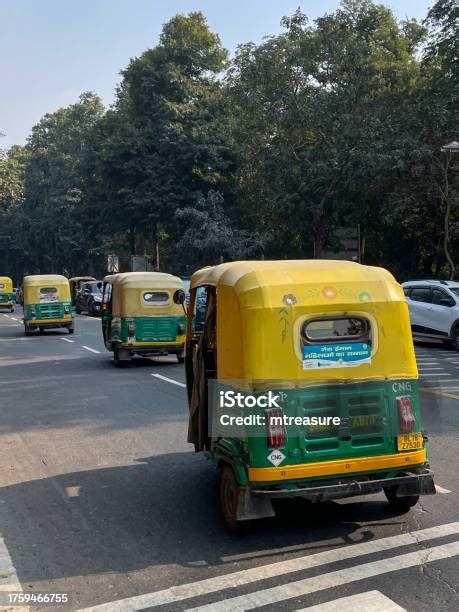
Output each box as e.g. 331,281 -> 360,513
120,342 -> 184,356
236,468 -> 435,521
25,318 -> 73,327
251,468 -> 436,500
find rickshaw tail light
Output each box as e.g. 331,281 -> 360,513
64,306 -> 69,315
397,396 -> 415,433
266,408 -> 286,449
177,323 -> 185,335
128,321 -> 135,337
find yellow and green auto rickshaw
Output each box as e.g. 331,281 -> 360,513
23,274 -> 74,335
69,276 -> 96,307
185,260 -> 435,529
0,276 -> 15,312
101,272 -> 187,366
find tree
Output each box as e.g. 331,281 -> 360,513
21,92 -> 105,274
95,12 -> 236,271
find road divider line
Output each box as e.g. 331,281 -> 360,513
297,590 -> 405,611
435,484 -> 452,494
0,534 -> 29,611
420,387 -> 459,400
82,345 -> 100,354
152,373 -> 186,388
61,338 -> 75,343
75,522 -> 459,612
187,541 -> 459,611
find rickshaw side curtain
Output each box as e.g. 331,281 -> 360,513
188,287 -> 216,452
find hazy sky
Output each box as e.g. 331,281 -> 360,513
1,0 -> 432,148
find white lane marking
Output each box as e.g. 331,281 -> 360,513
61,338 -> 75,343
75,522 -> 459,612
0,534 -> 29,611
188,542 -> 459,611
152,373 -> 186,388
435,484 -> 452,494
298,590 -> 405,611
82,345 -> 100,354
420,373 -> 452,377
10,317 -> 18,321
418,368 -> 444,371
416,360 -> 440,364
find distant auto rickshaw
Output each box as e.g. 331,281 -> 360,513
23,274 -> 74,335
185,260 -> 436,530
69,276 -> 96,307
101,272 -> 187,366
0,276 -> 15,312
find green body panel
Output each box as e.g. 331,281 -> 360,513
210,379 -> 426,486
107,315 -> 187,344
0,292 -> 15,304
24,301 -> 73,321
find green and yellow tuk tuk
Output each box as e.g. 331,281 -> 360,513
185,260 -> 435,529
69,276 -> 96,307
101,272 -> 187,366
23,274 -> 74,335
0,276 -> 15,312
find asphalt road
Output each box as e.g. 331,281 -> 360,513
0,309 -> 458,611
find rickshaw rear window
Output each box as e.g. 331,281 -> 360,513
143,291 -> 170,304
302,317 -> 370,343
39,287 -> 57,295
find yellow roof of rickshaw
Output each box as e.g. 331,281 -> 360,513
0,276 -> 13,283
23,274 -> 69,286
191,260 -> 398,296
103,272 -> 184,290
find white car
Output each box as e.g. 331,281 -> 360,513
402,280 -> 459,350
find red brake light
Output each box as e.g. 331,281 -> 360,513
397,396 -> 415,433
266,408 -> 286,448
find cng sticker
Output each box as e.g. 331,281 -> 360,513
267,450 -> 285,466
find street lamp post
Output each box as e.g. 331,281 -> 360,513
440,141 -> 458,280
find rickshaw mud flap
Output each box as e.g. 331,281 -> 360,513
249,470 -> 436,502
236,487 -> 276,520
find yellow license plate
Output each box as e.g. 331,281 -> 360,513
397,432 -> 423,451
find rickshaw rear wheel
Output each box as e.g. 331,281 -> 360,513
68,326 -> 74,335
384,486 -> 419,512
176,353 -> 185,364
24,325 -> 34,336
218,464 -> 242,531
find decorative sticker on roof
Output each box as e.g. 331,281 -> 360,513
279,294 -> 297,343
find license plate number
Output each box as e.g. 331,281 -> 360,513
397,432 -> 423,451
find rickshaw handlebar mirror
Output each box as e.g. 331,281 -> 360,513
173,289 -> 186,305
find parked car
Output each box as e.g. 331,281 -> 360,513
402,280 -> 459,349
75,280 -> 103,316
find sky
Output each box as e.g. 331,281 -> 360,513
1,0 -> 433,148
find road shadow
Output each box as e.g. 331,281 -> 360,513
0,451 -> 410,587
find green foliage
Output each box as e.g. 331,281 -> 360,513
0,2 -> 456,281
